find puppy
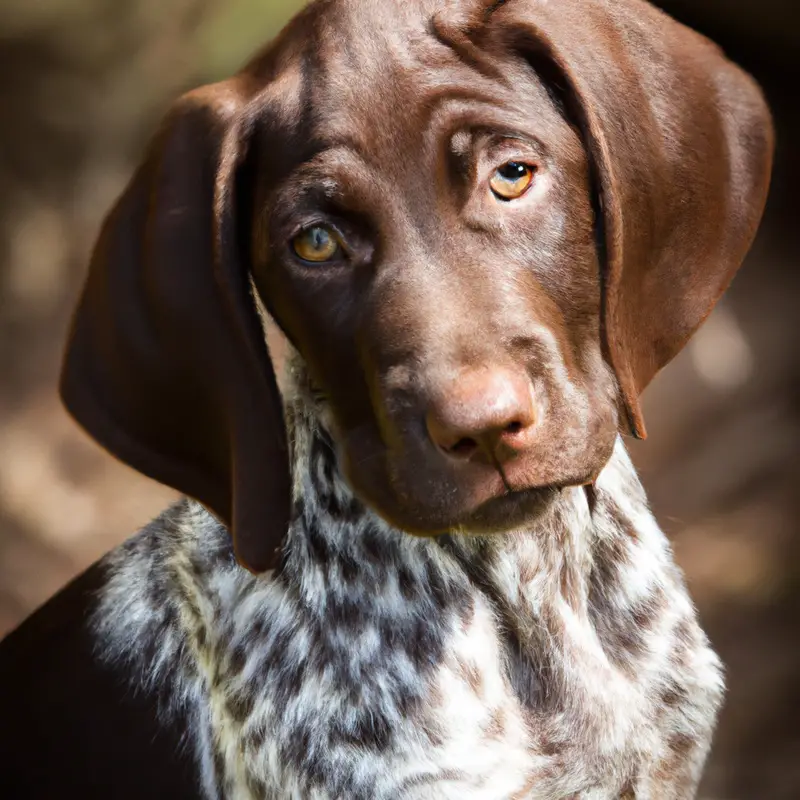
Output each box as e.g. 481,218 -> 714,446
0,0 -> 773,797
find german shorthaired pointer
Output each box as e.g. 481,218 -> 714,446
0,0 -> 773,797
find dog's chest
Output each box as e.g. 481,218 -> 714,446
198,567 -> 650,800
177,510 -> 662,800
97,439 -> 714,799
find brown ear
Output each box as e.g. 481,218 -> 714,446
491,0 -> 774,437
60,78 -> 290,573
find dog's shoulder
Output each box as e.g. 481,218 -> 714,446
93,499 -> 235,682
0,500 -> 215,799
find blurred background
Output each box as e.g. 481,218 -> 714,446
0,0 -> 796,796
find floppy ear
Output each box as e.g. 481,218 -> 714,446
60,77 -> 291,573
490,0 -> 774,437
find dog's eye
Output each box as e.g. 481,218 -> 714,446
292,225 -> 342,263
489,162 -> 535,201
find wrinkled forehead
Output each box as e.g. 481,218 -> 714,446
252,0 -> 560,171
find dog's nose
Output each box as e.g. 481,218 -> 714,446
425,370 -> 537,464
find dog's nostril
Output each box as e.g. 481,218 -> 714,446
448,437 -> 478,457
425,370 -> 537,463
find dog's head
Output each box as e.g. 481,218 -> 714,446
60,0 -> 773,571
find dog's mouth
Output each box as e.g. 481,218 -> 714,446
341,442 -> 567,536
301,377 -> 602,536
462,482 -> 560,532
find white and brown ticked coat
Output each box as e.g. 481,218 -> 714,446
25,356 -> 721,800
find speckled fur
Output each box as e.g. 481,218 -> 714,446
94,359 -> 723,799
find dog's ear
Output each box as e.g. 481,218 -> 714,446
490,0 -> 774,437
60,77 -> 290,573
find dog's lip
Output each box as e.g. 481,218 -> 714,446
437,479 -> 562,530
425,482 -> 558,536
450,469 -> 595,525
480,481 -> 558,509
467,464 -> 592,506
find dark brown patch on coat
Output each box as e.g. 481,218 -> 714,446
226,690 -> 256,724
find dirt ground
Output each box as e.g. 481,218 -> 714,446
1,1 -> 797,797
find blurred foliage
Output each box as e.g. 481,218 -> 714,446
199,0 -> 304,78
0,0 -> 302,201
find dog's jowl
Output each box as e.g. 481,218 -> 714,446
0,0 -> 773,798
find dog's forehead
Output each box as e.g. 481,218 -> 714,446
310,0 -> 488,36
254,0 -> 546,162
305,0 -> 500,91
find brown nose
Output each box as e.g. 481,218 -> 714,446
425,369 -> 537,464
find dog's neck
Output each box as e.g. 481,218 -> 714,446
283,388 -> 596,604
275,372 -> 676,691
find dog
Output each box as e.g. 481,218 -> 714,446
0,0 -> 773,797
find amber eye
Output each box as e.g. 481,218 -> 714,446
489,161 -> 535,200
292,225 -> 342,263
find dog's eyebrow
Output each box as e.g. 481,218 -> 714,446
270,144 -> 374,209
429,26 -> 505,83
309,138 -> 372,165
302,85 -> 506,170
482,0 -> 510,21
427,3 -> 513,84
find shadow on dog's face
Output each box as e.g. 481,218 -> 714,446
59,0 -> 773,570
252,8 -> 617,536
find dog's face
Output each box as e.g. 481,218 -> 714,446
60,0 -> 773,570
253,9 -> 616,535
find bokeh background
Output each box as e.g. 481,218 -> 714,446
0,0 -> 797,796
